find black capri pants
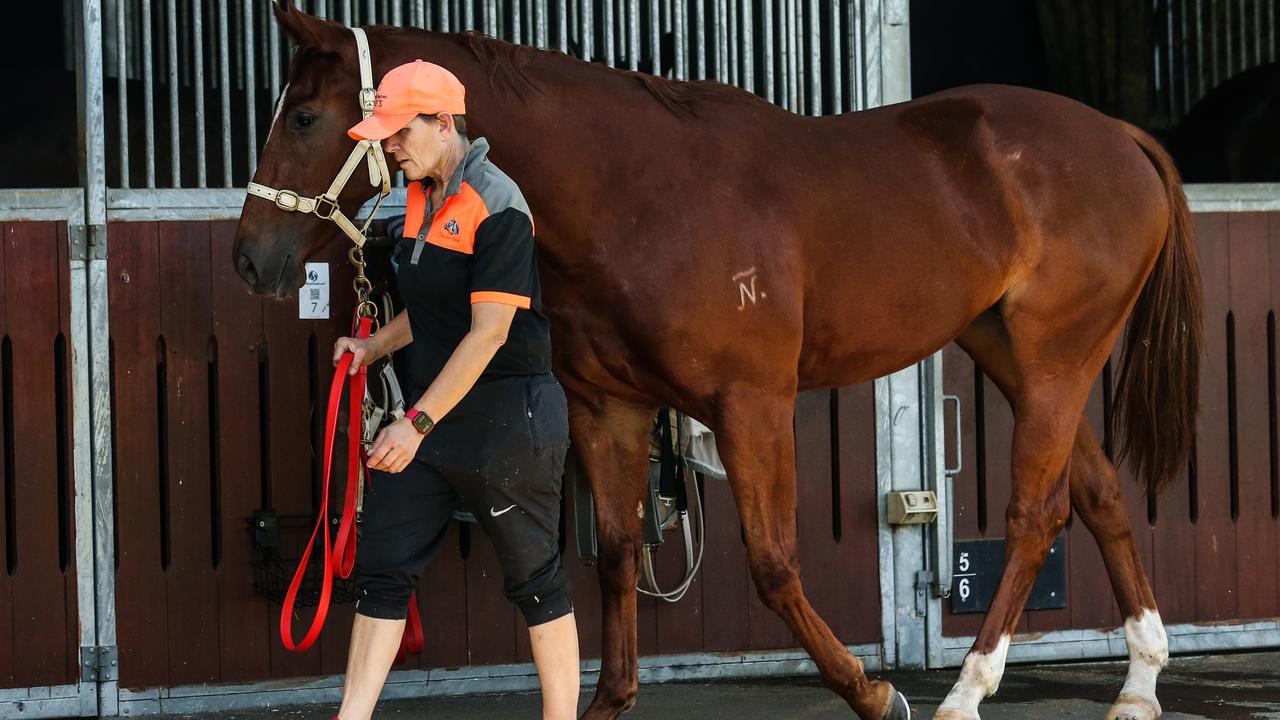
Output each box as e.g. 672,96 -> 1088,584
354,373 -> 573,627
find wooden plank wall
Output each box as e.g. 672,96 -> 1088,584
109,219 -> 883,689
0,221 -> 78,689
943,211 -> 1280,637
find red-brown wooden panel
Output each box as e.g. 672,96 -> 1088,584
1229,213 -> 1279,619
1065,381 -> 1120,631
795,390 -> 839,645
651,499 -> 706,656
2,221 -> 73,687
562,460 -> 604,659
0,223 -> 11,688
262,277 -> 325,679
416,523 -> 470,668
110,222 -> 173,687
209,221 -> 272,683
464,526 -> 519,665
1273,213 -> 1280,607
942,344 -> 984,637
698,470 -> 751,652
157,221 -> 221,685
1193,213 -> 1239,621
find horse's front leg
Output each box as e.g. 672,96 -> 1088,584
566,388 -> 657,720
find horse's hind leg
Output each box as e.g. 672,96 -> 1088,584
1070,424 -> 1167,720
564,389 -> 659,720
714,387 -> 909,720
958,314 -> 1167,720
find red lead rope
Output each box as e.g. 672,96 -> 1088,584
280,314 -> 424,662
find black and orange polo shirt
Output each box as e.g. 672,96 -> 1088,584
394,138 -> 551,386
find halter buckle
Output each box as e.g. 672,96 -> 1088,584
359,88 -> 377,115
313,195 -> 339,220
274,189 -> 301,211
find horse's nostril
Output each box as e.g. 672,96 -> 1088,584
236,252 -> 258,285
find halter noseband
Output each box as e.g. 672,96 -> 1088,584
246,27 -> 391,249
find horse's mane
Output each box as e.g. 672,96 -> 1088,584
456,32 -> 758,118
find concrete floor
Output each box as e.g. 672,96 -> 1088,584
176,651 -> 1280,720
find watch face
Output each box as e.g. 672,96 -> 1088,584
411,412 -> 432,433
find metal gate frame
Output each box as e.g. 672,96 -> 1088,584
0,187 -> 104,720
15,0 -> 919,716
913,183 -> 1280,671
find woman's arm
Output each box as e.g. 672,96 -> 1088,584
412,301 -> 517,422
331,308 -> 412,373
364,301 -> 516,472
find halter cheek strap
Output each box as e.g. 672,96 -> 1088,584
246,27 -> 391,249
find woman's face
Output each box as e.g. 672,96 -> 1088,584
384,116 -> 447,182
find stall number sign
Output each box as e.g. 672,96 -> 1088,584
300,262 -> 330,320
950,536 -> 1067,614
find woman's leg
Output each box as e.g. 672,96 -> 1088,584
338,615 -> 409,720
529,612 -> 581,720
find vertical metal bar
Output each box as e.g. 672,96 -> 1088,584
391,0 -> 402,25
693,0 -> 704,78
464,0 -> 474,31
485,0 -> 496,37
245,0 -> 258,175
1254,0 -> 1262,64
742,0 -> 754,92
142,0 -> 156,187
557,0 -> 566,51
717,0 -> 728,83
628,0 -> 639,69
603,0 -> 614,64
582,0 -> 593,61
218,0 -> 232,186
1224,0 -> 1233,78
1209,0 -> 1219,85
808,0 -> 819,114
194,0 -> 207,187
1195,0 -> 1205,99
863,0 -> 880,109
650,0 -> 660,74
116,0 -> 131,188
674,0 -> 685,78
512,0 -> 523,42
166,0 -> 180,186
829,0 -> 840,113
762,0 -> 773,102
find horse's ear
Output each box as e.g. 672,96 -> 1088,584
273,0 -> 347,49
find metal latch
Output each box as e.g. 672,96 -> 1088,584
80,645 -> 118,682
886,490 -> 939,525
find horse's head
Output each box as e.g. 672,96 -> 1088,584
233,1 -> 377,297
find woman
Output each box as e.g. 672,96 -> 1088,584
331,59 -> 579,720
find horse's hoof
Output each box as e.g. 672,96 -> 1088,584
880,690 -> 912,720
933,710 -> 978,720
1106,693 -> 1161,720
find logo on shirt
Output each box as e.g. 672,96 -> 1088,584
444,219 -> 460,236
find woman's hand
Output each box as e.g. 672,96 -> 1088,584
332,335 -> 382,375
365,418 -> 426,473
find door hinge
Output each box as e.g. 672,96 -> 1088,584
80,645 -> 118,682
70,224 -> 108,262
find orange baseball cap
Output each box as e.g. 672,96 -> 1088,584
347,60 -> 467,141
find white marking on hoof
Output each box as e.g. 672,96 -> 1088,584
1108,609 -> 1167,720
937,635 -> 1010,720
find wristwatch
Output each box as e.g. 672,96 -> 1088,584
405,408 -> 435,435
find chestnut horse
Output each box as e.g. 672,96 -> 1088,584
234,5 -> 1202,720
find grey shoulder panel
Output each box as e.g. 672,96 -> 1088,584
469,162 -> 533,221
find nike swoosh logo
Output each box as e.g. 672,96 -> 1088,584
490,504 -> 518,517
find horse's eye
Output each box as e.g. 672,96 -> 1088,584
291,112 -> 316,130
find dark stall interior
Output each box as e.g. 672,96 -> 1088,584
911,0 -> 1280,183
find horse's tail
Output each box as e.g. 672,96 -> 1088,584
1112,122 -> 1204,496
